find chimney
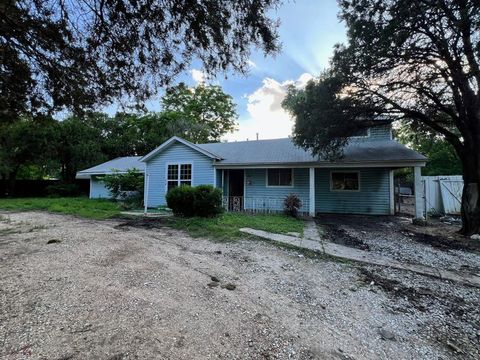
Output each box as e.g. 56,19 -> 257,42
256,133 -> 259,140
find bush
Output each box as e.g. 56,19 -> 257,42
46,183 -> 80,197
283,193 -> 302,217
166,185 -> 196,216
100,168 -> 144,207
166,185 -> 223,217
193,185 -> 223,217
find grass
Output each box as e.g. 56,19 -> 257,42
164,212 -> 305,241
0,197 -> 122,220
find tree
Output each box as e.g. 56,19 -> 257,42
283,0 -> 480,235
0,116 -> 58,194
1,0 -> 280,119
161,83 -> 238,142
396,124 -> 462,176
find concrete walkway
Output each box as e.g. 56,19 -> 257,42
239,226 -> 480,288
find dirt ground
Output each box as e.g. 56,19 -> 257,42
1,211 -> 479,360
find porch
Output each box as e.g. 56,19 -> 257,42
217,166 -> 425,218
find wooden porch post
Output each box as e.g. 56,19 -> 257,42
309,167 -> 315,217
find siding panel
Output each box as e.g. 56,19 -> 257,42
244,168 -> 310,211
315,168 -> 391,215
145,142 -> 215,207
90,176 -> 111,198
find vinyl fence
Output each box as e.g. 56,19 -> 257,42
422,175 -> 463,215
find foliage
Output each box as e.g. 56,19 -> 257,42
165,213 -> 304,242
396,124 -> 462,176
283,194 -> 302,217
283,0 -> 480,235
100,169 -> 144,208
46,183 -> 81,197
0,197 -> 121,220
192,185 -> 223,217
1,0 -> 280,119
0,117 -> 58,188
282,72 -> 378,159
162,83 -> 238,142
166,185 -> 222,217
166,186 -> 196,217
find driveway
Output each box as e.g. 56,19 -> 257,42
0,211 -> 479,359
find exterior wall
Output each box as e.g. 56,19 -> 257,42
352,124 -> 392,142
243,168 -> 310,211
145,142 -> 215,207
90,176 -> 111,198
315,168 -> 391,215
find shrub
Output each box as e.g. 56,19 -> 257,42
166,185 -> 223,217
193,185 -> 223,217
100,168 -> 144,207
166,185 -> 196,216
283,193 -> 302,217
46,183 -> 80,197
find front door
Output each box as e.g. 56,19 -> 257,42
228,169 -> 244,211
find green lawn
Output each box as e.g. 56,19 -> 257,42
0,197 -> 121,220
164,212 -> 305,241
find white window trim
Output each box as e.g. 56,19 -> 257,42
265,168 -> 294,188
350,128 -> 370,139
330,170 -> 361,192
165,162 -> 193,193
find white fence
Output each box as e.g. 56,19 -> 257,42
422,175 -> 463,215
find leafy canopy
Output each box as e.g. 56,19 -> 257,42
162,83 -> 238,143
1,0 -> 281,119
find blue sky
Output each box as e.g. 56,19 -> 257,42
113,0 -> 346,141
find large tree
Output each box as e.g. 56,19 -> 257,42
283,0 -> 480,235
161,82 -> 238,142
0,0 -> 280,119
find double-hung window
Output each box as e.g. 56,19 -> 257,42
267,169 -> 293,187
167,163 -> 192,191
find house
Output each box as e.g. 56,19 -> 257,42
76,156 -> 144,198
77,122 -> 427,218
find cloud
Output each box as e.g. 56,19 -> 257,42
190,69 -> 206,84
225,73 -> 313,141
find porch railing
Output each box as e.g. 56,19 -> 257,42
222,196 -> 309,215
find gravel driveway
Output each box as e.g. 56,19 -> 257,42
1,211 -> 479,359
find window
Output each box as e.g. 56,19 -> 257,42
267,169 -> 293,187
331,172 -> 360,191
167,163 -> 192,191
351,128 -> 370,138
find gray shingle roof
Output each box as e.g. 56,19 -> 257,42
197,138 -> 426,166
76,156 -> 144,178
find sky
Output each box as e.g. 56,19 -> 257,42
111,0 -> 347,142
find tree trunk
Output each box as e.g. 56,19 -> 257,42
460,182 -> 480,236
460,149 -> 480,236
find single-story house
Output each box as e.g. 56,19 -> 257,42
77,122 -> 427,218
76,156 -> 144,198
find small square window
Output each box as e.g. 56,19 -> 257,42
331,172 -> 359,191
267,169 -> 293,187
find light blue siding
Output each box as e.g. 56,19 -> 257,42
90,176 -> 111,198
145,142 -> 215,207
315,168 -> 391,215
244,168 -> 310,211
351,124 -> 392,143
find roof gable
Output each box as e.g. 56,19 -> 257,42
140,136 -> 222,162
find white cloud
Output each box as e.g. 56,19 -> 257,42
190,69 -> 206,84
225,73 -> 313,141
247,59 -> 258,69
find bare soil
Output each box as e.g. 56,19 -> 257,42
1,211 -> 479,360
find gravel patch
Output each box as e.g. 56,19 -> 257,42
0,211 -> 479,359
317,214 -> 480,272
